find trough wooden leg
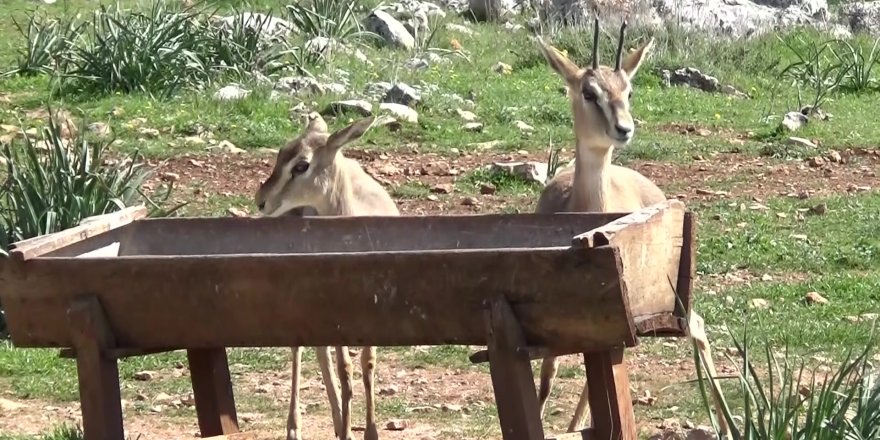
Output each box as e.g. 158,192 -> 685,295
485,298 -> 545,440
67,297 -> 125,440
584,348 -> 636,440
188,348 -> 240,437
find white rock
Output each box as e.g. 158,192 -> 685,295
323,100 -> 373,116
364,10 -> 415,50
445,23 -> 473,35
456,108 -> 478,122
380,103 -> 419,123
514,120 -> 534,133
214,84 -> 250,101
491,161 -> 549,185
462,122 -> 483,132
781,112 -> 808,131
382,83 -> 421,106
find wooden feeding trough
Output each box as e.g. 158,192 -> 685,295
0,200 -> 695,440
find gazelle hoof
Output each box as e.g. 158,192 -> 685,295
365,424 -> 380,440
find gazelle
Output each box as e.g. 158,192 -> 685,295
255,112 -> 399,440
534,18 -> 729,436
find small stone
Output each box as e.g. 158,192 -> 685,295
861,313 -> 879,321
441,403 -> 463,412
378,163 -> 402,176
88,122 -> 111,137
685,426 -> 717,440
426,194 -> 439,201
492,62 -> 512,74
808,203 -> 827,215
0,398 -> 27,411
154,392 -> 173,402
227,208 -> 249,218
137,127 -> 160,138
827,150 -> 842,163
787,136 -> 816,148
134,371 -> 156,381
750,298 -> 770,309
461,197 -> 479,206
214,84 -> 250,101
514,120 -> 534,133
479,183 -> 496,195
807,156 -> 825,168
445,23 -> 473,35
761,274 -> 773,281
386,419 -> 408,430
782,112 -> 808,131
323,100 -> 372,117
421,161 -> 450,176
431,183 -> 454,194
804,291 -> 829,305
462,122 -> 483,132
379,385 -> 399,396
383,83 -> 421,107
160,172 -> 180,182
215,140 -> 246,154
456,108 -> 478,122
379,103 -> 418,123
182,136 -> 206,145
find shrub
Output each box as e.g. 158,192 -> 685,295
0,109 -> 181,249
286,0 -> 374,43
830,37 -> 880,93
66,2 -> 211,98
694,329 -> 880,439
3,13 -> 83,78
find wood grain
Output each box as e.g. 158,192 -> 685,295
9,205 -> 146,261
2,247 -> 636,351
584,349 -> 636,440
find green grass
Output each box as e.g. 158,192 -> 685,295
1,0 -> 880,437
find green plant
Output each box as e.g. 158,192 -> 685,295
411,14 -> 470,62
67,2 -> 210,98
778,32 -> 850,111
0,109 -> 182,249
830,37 -> 880,93
286,0 -> 375,43
3,13 -> 83,78
694,327 -> 880,440
206,7 -> 305,77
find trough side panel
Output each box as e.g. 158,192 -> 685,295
2,248 -> 632,351
122,214 -> 628,255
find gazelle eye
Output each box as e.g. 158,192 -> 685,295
582,87 -> 597,102
292,161 -> 310,175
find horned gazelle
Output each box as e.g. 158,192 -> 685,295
534,16 -> 730,436
256,112 -> 399,440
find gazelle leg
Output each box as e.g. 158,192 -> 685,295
316,347 -> 344,439
688,311 -> 730,437
361,346 -> 379,440
538,356 -> 560,418
335,346 -> 354,440
287,347 -> 304,440
567,377 -> 590,432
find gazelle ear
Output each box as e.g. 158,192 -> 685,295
537,37 -> 581,83
621,37 -> 653,79
302,112 -> 328,134
324,117 -> 375,152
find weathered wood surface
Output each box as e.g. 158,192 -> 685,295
584,349 -> 636,440
545,429 -> 594,440
8,205 -> 146,261
67,296 -> 124,440
485,298 -> 545,440
2,247 -> 636,351
188,348 -> 240,436
117,213 -> 627,255
573,200 -> 688,333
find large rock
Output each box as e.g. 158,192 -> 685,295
751,0 -> 828,18
841,1 -> 880,34
364,10 -> 415,49
653,0 -> 846,38
468,0 -> 518,21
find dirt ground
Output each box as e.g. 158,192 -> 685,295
2,146 -> 878,439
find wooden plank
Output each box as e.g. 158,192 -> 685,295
59,347 -> 179,359
9,205 -> 147,261
545,428 -> 594,440
485,297 -> 544,440
201,435 -> 257,440
188,348 -> 240,436
118,213 -> 627,256
572,200 -> 686,329
584,349 -> 636,440
2,247 -> 635,352
674,212 -> 696,319
67,296 -> 124,440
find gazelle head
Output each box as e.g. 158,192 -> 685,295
255,112 -> 375,217
538,16 -> 653,151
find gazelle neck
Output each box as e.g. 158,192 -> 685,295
571,140 -> 614,212
314,154 -> 357,216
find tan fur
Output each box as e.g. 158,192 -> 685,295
256,113 -> 397,440
534,37 -> 729,437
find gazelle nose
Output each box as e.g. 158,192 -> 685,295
258,202 -> 266,211
615,124 -> 633,137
